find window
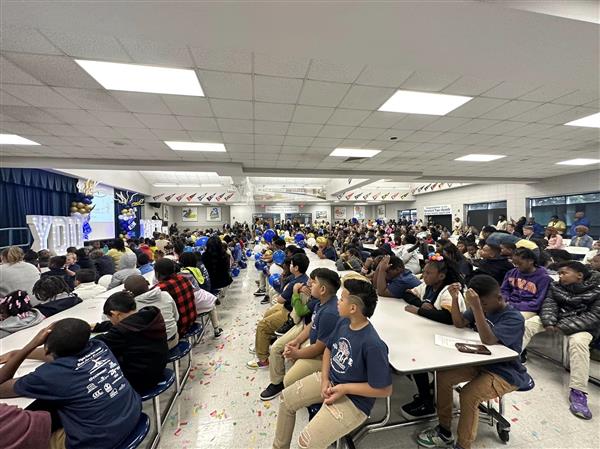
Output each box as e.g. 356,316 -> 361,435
465,201 -> 507,230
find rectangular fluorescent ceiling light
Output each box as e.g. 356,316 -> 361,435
378,90 -> 472,115
178,184 -> 202,187
330,148 -> 381,158
564,112 -> 600,128
165,141 -> 226,152
75,60 -> 203,96
455,154 -> 506,162
556,158 -> 600,166
153,183 -> 178,187
201,183 -> 222,187
0,134 -> 40,145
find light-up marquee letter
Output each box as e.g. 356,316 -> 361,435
27,215 -> 84,254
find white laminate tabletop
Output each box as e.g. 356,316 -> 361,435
362,243 -> 377,250
566,247 -> 590,255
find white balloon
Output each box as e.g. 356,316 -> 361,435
269,264 -> 283,275
307,237 -> 316,247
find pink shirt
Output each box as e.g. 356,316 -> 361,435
0,404 -> 51,449
547,234 -> 564,249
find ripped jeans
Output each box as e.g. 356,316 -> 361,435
272,371 -> 367,449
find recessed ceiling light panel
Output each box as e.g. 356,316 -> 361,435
0,134 -> 41,145
454,154 -> 506,162
164,141 -> 226,152
378,90 -> 472,115
564,112 -> 600,128
330,148 -> 381,158
556,158 -> 600,166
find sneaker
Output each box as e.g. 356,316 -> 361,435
213,327 -> 223,338
260,295 -> 271,305
569,388 -> 592,420
275,316 -> 295,336
247,359 -> 269,370
254,289 -> 266,296
260,383 -> 284,400
215,298 -> 221,305
248,343 -> 255,354
417,425 -> 454,448
401,394 -> 436,420
520,348 -> 528,365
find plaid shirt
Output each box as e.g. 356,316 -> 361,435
158,274 -> 197,336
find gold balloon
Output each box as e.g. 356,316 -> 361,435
78,207 -> 87,213
76,202 -> 84,208
70,206 -> 78,213
308,233 -> 315,238
71,201 -> 77,207
316,236 -> 327,245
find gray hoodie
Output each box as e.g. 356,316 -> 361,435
108,253 -> 141,289
0,309 -> 45,339
134,287 -> 179,340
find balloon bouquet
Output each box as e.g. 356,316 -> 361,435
115,191 -> 145,239
70,179 -> 97,240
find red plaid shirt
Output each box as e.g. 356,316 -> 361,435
158,274 -> 197,336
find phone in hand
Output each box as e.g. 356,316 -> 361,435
455,343 -> 491,355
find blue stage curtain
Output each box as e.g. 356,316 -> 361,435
0,169 -> 78,247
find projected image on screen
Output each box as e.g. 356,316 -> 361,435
86,183 -> 115,241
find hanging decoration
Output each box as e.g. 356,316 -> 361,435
70,179 -> 97,240
115,191 -> 145,239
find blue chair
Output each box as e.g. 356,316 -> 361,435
114,413 -> 151,449
183,322 -> 204,346
139,369 -> 175,435
167,340 -> 192,394
307,403 -> 322,421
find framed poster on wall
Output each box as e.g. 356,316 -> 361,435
182,207 -> 197,222
353,205 -> 365,219
334,207 -> 346,220
206,206 -> 222,221
315,210 -> 328,219
162,204 -> 169,221
377,205 -> 385,218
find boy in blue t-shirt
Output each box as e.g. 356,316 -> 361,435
417,275 -> 530,449
272,278 -> 393,449
374,254 -> 421,298
317,237 -> 338,261
0,318 -> 141,449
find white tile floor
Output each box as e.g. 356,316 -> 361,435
157,267 -> 600,449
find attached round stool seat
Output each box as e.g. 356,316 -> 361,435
113,413 -> 150,449
140,369 -> 175,401
183,322 -> 204,344
167,340 -> 192,363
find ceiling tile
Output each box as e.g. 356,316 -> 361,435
187,131 -> 223,141
318,125 -> 353,138
176,116 -> 219,131
190,48 -> 252,73
254,76 -> 303,103
360,111 -> 405,128
254,102 -> 295,122
393,114 -> 439,130
451,118 -> 499,133
291,105 -> 334,124
552,89 -> 599,106
477,120 -> 527,135
448,97 -> 509,118
422,116 -> 470,132
111,92 -> 171,114
135,113 -> 182,129
480,100 -> 541,120
287,122 -> 322,136
428,132 -> 468,144
41,108 -> 99,126
217,118 -> 253,133
3,85 -> 77,108
222,133 -> 254,144
404,130 -> 442,143
338,85 -> 394,109
75,125 -> 126,138
90,110 -> 145,128
355,65 -> 413,88
284,135 -> 313,146
42,29 -> 131,60
150,129 -> 190,140
112,127 -> 157,139
519,85 -> 578,102
442,76 -> 501,96
0,122 -> 48,136
307,59 -> 364,83
481,80 -> 542,99
347,127 -> 384,139
327,109 -> 371,126
538,106 -> 597,125
3,105 -> 64,123
311,137 -> 343,148
511,103 -> 574,122
54,87 -> 128,111
117,37 -> 193,67
0,25 -> 62,54
373,129 -> 415,142
400,71 -> 461,92
0,55 -> 44,85
254,120 -> 289,135
198,71 -> 252,100
161,95 -> 212,116
0,90 -> 28,106
255,134 -> 285,145
253,52 -> 310,78
210,99 -> 253,119
298,80 -> 349,107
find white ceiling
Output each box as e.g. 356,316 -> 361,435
140,171 -> 231,185
0,1 -> 599,184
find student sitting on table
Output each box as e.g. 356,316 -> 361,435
570,226 -> 594,249
260,268 -> 341,401
0,318 -> 141,449
469,243 -> 514,285
32,277 -> 82,318
401,256 -> 466,419
41,256 -> 76,291
521,261 -> 600,420
317,236 -> 338,261
107,252 -> 140,290
374,255 -> 421,298
72,269 -> 106,300
0,327 -> 52,449
247,252 -> 310,370
136,252 -> 154,275
0,290 -> 45,339
124,275 -> 180,349
272,278 -> 393,449
91,291 -> 169,393
417,275 -> 530,449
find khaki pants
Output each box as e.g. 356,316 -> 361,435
269,323 -> 305,384
522,314 -> 592,392
167,333 -> 179,350
283,356 -> 323,388
256,304 -> 290,361
272,371 -> 367,449
49,429 -> 66,449
437,367 -> 516,449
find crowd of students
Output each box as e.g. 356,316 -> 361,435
0,213 -> 598,449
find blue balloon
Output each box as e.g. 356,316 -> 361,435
351,218 -> 358,224
262,266 -> 270,276
232,267 -> 240,277
255,229 -> 262,236
195,236 -> 209,247
298,240 -> 306,248
272,250 -> 285,265
255,260 -> 266,271
255,253 -> 262,260
238,260 -> 247,269
294,233 -> 305,243
269,273 -> 281,288
263,229 -> 276,243
246,249 -> 253,257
